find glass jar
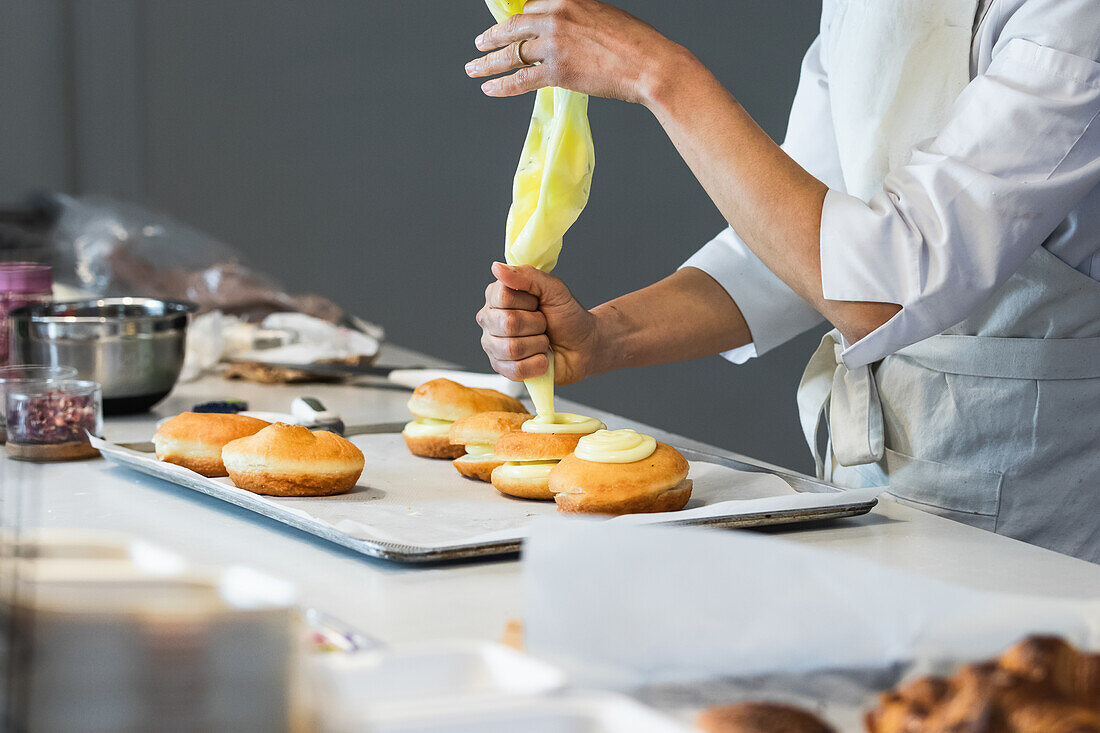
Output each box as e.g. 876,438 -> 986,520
0,364 -> 80,443
5,379 -> 102,461
0,263 -> 53,367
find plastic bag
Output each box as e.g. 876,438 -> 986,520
50,194 -> 348,323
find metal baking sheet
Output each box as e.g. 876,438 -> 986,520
91,431 -> 876,564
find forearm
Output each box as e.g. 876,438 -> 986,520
586,267 -> 751,376
642,48 -> 900,343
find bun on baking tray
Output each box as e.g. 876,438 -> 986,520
696,702 -> 836,733
490,430 -> 585,500
404,378 -> 527,459
449,410 -> 531,482
222,423 -> 364,497
153,412 -> 271,477
549,441 -> 692,515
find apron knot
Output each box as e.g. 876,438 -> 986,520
797,329 -> 885,479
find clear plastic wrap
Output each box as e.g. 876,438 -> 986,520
51,194 -> 348,323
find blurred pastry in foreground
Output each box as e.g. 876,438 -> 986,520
865,635 -> 1100,733
549,429 -> 691,514
403,378 -> 526,459
449,410 -> 531,481
222,423 -> 364,497
697,702 -> 835,733
154,412 -> 271,477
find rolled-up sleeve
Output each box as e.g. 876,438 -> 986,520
822,36 -> 1100,367
681,25 -> 842,363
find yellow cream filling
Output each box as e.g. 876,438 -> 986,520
403,418 -> 453,438
456,443 -> 497,462
575,429 -> 657,463
494,460 -> 558,481
522,412 -> 605,435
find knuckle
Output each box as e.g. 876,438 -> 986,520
503,310 -> 523,333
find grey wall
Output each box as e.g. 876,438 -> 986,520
1,1 -> 825,472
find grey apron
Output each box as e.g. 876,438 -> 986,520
796,0 -> 1100,561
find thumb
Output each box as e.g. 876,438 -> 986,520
491,262 -> 571,304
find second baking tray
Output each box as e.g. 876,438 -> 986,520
92,431 -> 878,563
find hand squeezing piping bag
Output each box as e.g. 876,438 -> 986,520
484,0 -> 595,420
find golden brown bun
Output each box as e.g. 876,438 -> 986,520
406,378 -> 526,421
448,411 -> 531,446
452,456 -> 504,482
550,442 -> 692,515
154,412 -> 271,477
222,423 -> 364,497
697,702 -> 835,733
490,464 -> 556,501
493,430 -> 583,461
403,433 -> 466,459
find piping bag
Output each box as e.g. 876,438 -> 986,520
484,0 -> 595,419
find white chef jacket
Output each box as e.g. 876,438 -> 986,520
682,0 -> 1100,369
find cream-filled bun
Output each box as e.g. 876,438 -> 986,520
154,412 -> 271,477
449,411 -> 531,482
490,431 -> 586,500
549,434 -> 692,515
404,378 -> 527,459
222,423 -> 365,497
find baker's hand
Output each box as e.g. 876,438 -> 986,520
465,0 -> 685,105
477,262 -> 597,384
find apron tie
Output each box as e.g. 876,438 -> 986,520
797,329 -> 885,478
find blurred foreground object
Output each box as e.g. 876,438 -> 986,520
865,635 -> 1100,732
0,533 -> 298,732
523,520 -> 1100,686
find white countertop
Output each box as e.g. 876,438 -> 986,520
4,343 -> 1099,646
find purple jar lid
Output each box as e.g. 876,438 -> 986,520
0,262 -> 52,293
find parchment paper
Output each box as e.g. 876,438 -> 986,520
93,433 -> 876,551
522,520 -> 1100,691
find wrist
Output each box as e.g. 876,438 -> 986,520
585,303 -> 628,378
637,42 -> 707,112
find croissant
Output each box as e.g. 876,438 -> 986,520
865,636 -> 1100,733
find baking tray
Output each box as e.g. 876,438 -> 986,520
91,430 -> 876,564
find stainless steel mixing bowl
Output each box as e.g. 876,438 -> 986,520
9,298 -> 198,414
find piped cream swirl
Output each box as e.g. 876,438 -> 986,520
575,429 -> 657,463
521,412 -> 605,435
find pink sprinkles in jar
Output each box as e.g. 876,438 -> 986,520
5,380 -> 102,461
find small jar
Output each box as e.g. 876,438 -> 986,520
0,263 -> 53,367
0,364 -> 80,444
5,379 -> 102,461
